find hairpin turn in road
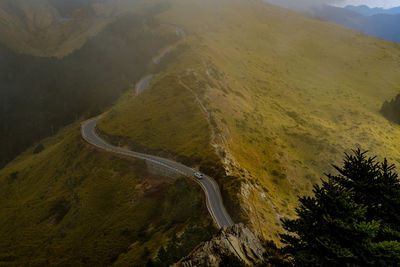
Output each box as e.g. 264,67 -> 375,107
81,117 -> 234,228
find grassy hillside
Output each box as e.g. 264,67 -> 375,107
98,71 -> 221,170
3,0 -> 400,264
0,2 -> 216,265
98,0 -> 400,242
0,123 -> 213,265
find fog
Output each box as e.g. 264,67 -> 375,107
265,0 -> 341,9
265,0 -> 400,9
337,0 -> 400,8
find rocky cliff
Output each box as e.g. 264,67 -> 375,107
176,224 -> 265,266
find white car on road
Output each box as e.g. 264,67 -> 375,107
194,172 -> 204,179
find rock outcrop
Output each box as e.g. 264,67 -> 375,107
176,223 -> 265,266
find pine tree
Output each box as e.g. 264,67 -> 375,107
165,232 -> 180,263
281,150 -> 400,266
330,149 -> 400,241
155,247 -> 168,267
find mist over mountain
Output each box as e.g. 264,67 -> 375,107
1,0 -> 400,265
0,10 -> 176,168
0,0 -> 115,56
317,5 -> 400,42
48,0 -> 109,16
265,0 -> 400,43
345,5 -> 400,16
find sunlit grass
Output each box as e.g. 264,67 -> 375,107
154,0 -> 400,241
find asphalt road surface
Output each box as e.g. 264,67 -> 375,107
152,47 -> 173,64
136,75 -> 154,95
81,117 -> 234,228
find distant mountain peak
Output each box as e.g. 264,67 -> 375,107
345,5 -> 400,16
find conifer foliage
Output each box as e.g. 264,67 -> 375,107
281,149 -> 400,266
381,94 -> 400,124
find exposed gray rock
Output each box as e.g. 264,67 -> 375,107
176,223 -> 265,266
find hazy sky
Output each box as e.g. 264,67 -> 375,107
336,0 -> 400,8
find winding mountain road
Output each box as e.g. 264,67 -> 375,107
81,24 -> 233,228
81,118 -> 234,228
135,75 -> 154,95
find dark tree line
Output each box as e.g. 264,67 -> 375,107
0,13 -> 177,168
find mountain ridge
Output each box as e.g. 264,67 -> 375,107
345,4 -> 400,16
98,0 -> 400,241
2,0 -> 400,264
317,5 -> 400,43
265,0 -> 400,43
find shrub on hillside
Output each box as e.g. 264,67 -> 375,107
381,93 -> 400,124
33,143 -> 44,154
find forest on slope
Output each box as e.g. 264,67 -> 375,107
0,1 -> 216,265
0,7 -> 177,168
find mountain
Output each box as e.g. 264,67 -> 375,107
345,5 -> 400,16
314,5 -> 400,43
0,0 -> 115,56
98,0 -> 400,241
1,0 -> 400,264
265,0 -> 400,43
0,2 -> 213,265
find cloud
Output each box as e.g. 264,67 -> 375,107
337,0 -> 400,8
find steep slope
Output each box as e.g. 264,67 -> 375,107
3,0 -> 400,264
0,2 -> 216,265
0,121 -> 213,265
0,11 -> 177,168
178,223 -> 265,266
97,0 -> 400,242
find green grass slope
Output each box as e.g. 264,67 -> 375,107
99,0 -> 400,242
0,123 -> 212,265
98,72 -> 220,169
